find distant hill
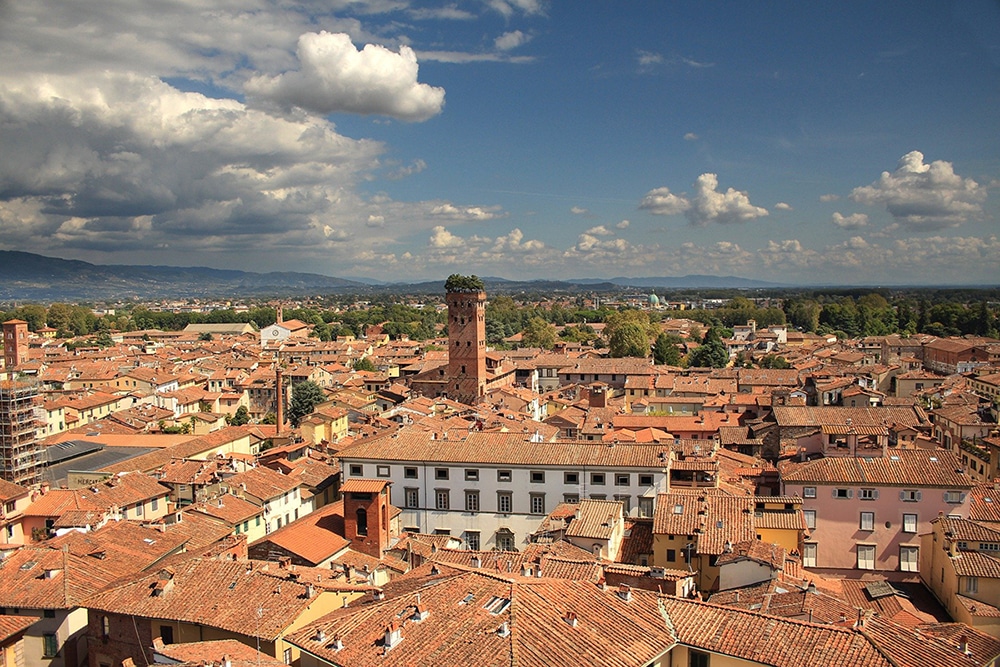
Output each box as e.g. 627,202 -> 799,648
572,275 -> 784,289
0,251 -> 784,301
0,251 -> 370,301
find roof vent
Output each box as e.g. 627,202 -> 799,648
563,611 -> 578,627
496,622 -> 510,637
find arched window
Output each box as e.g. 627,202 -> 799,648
356,508 -> 368,536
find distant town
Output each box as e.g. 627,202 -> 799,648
1,276 -> 999,667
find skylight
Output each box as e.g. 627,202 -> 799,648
484,596 -> 511,615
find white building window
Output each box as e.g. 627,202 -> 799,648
899,546 -> 918,572
860,512 -> 874,532
435,489 -> 449,511
965,576 -> 978,594
859,488 -> 878,501
903,513 -> 917,533
497,492 -> 512,514
465,491 -> 480,513
804,510 -> 816,530
802,543 -> 817,568
900,489 -> 920,502
857,544 -> 876,570
530,493 -> 545,515
803,486 -> 816,498
404,488 -> 419,509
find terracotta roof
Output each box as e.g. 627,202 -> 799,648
338,431 -> 672,468
340,478 -> 390,494
248,501 -> 349,566
565,499 -> 622,540
779,450 -> 973,488
84,557 -> 326,640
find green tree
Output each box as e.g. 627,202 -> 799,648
228,405 -> 250,426
608,322 -> 649,358
653,332 -> 683,366
353,357 -> 377,372
688,328 -> 729,368
287,380 -> 326,428
199,332 -> 214,341
521,317 -> 556,349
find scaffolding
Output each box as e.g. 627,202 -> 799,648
0,379 -> 44,486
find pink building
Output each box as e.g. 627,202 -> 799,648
780,449 -> 974,572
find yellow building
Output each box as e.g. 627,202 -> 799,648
921,516 -> 1000,639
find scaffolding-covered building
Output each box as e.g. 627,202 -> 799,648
0,379 -> 44,486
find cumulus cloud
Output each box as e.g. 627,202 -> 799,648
640,174 -> 767,225
570,206 -> 589,215
429,203 -> 504,221
429,225 -> 466,248
495,30 -> 530,51
849,151 -> 986,230
585,225 -> 613,236
774,202 -> 792,211
819,194 -> 840,202
683,132 -> 699,141
246,32 -> 445,122
616,219 -> 630,229
639,187 -> 691,216
686,174 -> 768,225
831,212 -> 869,229
491,227 -> 545,252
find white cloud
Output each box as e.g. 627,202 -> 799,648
585,225 -> 613,236
428,225 -> 466,248
683,132 -> 699,141
639,187 -> 691,216
246,32 -> 445,122
616,219 -> 630,229
831,212 -> 869,229
495,31 -> 530,51
570,206 -> 589,215
819,193 -> 840,202
490,228 -> 545,252
366,215 -> 385,227
637,50 -> 665,67
774,202 -> 792,211
386,159 -> 427,179
429,203 -> 504,221
640,174 -> 767,225
487,0 -> 546,18
686,173 -> 768,226
849,151 -> 986,230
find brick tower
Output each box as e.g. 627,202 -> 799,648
341,478 -> 392,559
445,275 -> 487,404
2,319 -> 29,371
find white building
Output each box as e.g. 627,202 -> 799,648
337,430 -> 670,551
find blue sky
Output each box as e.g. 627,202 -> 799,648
1,1 -> 997,285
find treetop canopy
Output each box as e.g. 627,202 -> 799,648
445,274 -> 485,293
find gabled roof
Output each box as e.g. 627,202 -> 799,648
84,557 -> 325,640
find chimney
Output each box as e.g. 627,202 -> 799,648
383,621 -> 402,652
221,655 -> 231,667
617,585 -> 632,602
563,611 -> 578,627
412,604 -> 430,622
315,629 -> 325,643
496,622 -> 510,637
959,635 -> 971,656
521,564 -> 533,577
470,555 -> 481,569
306,583 -> 315,599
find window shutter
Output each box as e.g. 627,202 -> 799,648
847,489 -> 854,499
833,489 -> 839,498
961,493 -> 967,503
899,491 -> 906,501
915,490 -> 922,501
872,489 -> 879,500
